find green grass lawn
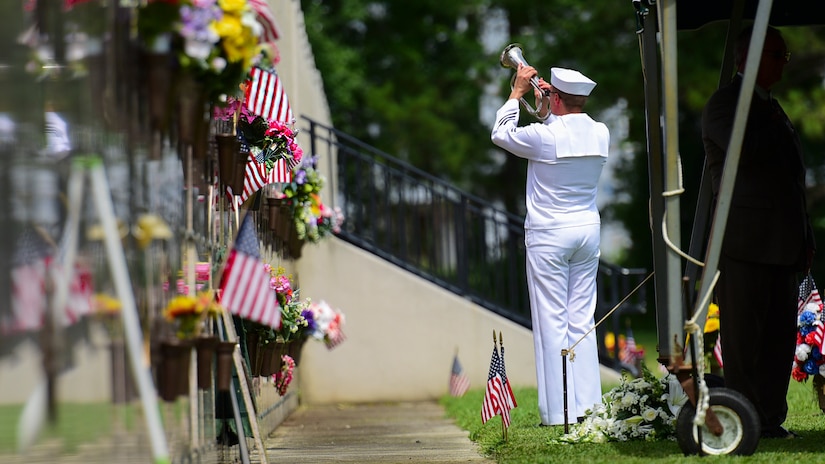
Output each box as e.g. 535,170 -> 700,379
441,325 -> 825,464
0,402 -> 138,454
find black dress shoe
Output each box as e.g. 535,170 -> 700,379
761,426 -> 800,439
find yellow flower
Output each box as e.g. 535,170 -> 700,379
310,193 -> 322,216
94,293 -> 121,315
605,332 -> 616,351
215,14 -> 243,41
164,295 -> 200,321
219,0 -> 248,14
704,303 -> 720,333
223,28 -> 258,64
707,302 -> 720,318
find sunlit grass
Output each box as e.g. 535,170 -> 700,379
441,328 -> 825,463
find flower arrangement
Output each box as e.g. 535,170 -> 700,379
137,0 -> 263,101
273,354 -> 295,396
213,96 -> 304,171
266,265 -> 315,343
793,300 -> 825,382
281,155 -> 345,243
307,300 -> 347,349
163,290 -> 222,339
557,364 -> 687,443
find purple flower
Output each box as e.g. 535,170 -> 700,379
301,309 -> 316,333
295,169 -> 307,185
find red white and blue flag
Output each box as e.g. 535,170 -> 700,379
245,67 -> 293,124
798,274 -> 825,352
498,339 -> 517,410
713,334 -> 724,368
449,354 -> 470,397
481,342 -> 510,427
224,157 -> 295,206
219,215 -> 280,329
248,0 -> 281,44
2,228 -> 92,335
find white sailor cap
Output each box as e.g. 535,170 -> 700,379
550,67 -> 596,96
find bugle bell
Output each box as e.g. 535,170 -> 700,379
500,43 -> 550,121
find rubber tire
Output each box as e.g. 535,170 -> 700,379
676,387 -> 760,456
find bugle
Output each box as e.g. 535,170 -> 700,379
500,43 -> 550,121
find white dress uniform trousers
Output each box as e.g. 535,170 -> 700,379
491,99 -> 609,425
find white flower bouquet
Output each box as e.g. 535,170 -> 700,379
557,364 -> 687,443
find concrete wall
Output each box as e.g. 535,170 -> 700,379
294,237 -> 539,404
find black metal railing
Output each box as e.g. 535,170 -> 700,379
301,116 -> 648,348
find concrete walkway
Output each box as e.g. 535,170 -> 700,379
264,401 -> 495,463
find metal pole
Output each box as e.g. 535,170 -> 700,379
658,0 -> 685,367
561,349 -> 569,434
89,158 -> 170,464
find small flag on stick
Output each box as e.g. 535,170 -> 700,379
481,331 -> 510,430
498,332 -> 517,410
449,352 -> 470,397
218,215 -> 280,328
713,334 -> 724,368
619,327 -> 638,365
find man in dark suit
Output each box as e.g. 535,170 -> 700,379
702,25 -> 815,439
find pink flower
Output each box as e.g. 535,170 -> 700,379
273,355 -> 295,396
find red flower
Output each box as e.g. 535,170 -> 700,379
792,365 -> 808,382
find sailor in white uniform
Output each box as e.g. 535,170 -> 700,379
491,65 -> 609,426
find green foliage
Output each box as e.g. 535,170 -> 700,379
301,1 -> 825,290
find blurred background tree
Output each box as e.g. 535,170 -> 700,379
300,0 -> 825,282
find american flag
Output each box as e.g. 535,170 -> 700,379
247,0 -> 280,44
498,338 -> 517,409
244,67 -> 293,124
3,228 -> 92,334
798,274 -> 825,351
324,310 -> 346,350
449,354 -> 470,397
218,215 -> 280,329
225,158 -> 295,206
620,327 -> 638,365
713,334 -> 724,368
481,343 -> 510,427
798,274 -> 823,314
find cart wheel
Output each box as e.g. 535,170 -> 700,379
676,387 -> 759,456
